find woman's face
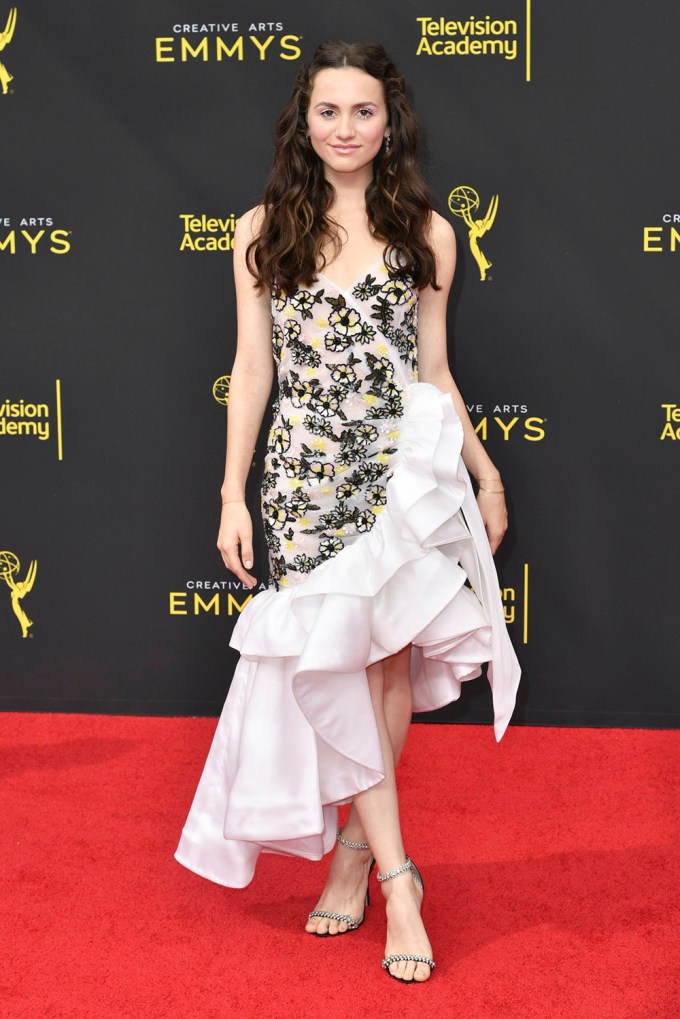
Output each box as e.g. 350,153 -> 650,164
306,67 -> 389,180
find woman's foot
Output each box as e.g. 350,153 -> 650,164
381,867 -> 433,982
305,838 -> 373,936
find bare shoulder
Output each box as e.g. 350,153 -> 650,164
426,210 -> 456,288
233,206 -> 267,298
234,205 -> 266,245
428,210 -> 456,254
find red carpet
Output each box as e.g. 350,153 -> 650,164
2,714 -> 679,1019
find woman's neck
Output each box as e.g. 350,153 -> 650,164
324,165 -> 373,212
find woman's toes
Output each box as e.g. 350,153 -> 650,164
388,959 -> 431,983
305,912 -> 356,936
306,915 -> 329,935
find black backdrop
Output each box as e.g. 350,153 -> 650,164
2,1 -> 679,727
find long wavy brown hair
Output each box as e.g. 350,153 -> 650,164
247,41 -> 439,296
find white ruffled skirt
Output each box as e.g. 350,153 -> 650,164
175,383 -> 521,887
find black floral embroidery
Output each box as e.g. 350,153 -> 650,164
270,419 -> 292,454
282,315 -> 322,367
352,274 -> 382,301
272,323 -> 284,365
327,352 -> 361,390
303,414 -> 337,440
290,287 -> 325,320
367,485 -> 387,507
292,553 -> 315,573
324,294 -> 376,352
368,279 -> 418,371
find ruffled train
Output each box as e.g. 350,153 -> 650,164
175,383 -> 521,887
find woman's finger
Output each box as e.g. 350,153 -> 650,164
240,540 -> 254,570
221,543 -> 257,589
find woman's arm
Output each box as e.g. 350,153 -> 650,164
417,212 -> 508,553
217,207 -> 274,587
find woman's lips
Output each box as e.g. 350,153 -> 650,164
331,144 -> 359,153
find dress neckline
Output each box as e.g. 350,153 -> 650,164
315,256 -> 385,296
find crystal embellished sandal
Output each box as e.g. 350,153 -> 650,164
378,857 -> 436,982
307,828 -> 375,937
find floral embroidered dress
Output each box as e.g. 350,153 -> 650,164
176,261 -> 520,889
263,261 -> 418,588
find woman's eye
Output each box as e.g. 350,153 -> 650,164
320,109 -> 336,119
357,108 -> 374,118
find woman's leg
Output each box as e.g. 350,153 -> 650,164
337,643 -> 412,843
305,645 -> 412,937
352,659 -> 433,982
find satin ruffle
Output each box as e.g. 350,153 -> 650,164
175,383 -> 520,887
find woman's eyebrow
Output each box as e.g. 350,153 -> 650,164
313,100 -> 379,109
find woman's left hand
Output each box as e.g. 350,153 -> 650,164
476,490 -> 508,554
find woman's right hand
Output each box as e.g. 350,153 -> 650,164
217,501 -> 257,589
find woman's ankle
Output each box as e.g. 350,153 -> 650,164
380,870 -> 422,904
336,826 -> 370,851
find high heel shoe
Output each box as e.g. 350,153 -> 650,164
378,857 -> 436,981
307,828 -> 375,937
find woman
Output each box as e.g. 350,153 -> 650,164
176,41 -> 520,984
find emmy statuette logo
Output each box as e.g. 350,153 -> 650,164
0,549 -> 37,637
0,6 -> 17,94
448,186 -> 499,281
213,375 -> 231,406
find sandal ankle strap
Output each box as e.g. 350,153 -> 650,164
336,828 -> 370,851
376,856 -> 413,882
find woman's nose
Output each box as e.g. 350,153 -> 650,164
334,115 -> 355,139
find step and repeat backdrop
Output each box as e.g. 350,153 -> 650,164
2,1 -> 679,726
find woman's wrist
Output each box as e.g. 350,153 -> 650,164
474,473 -> 505,494
221,486 -> 246,504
